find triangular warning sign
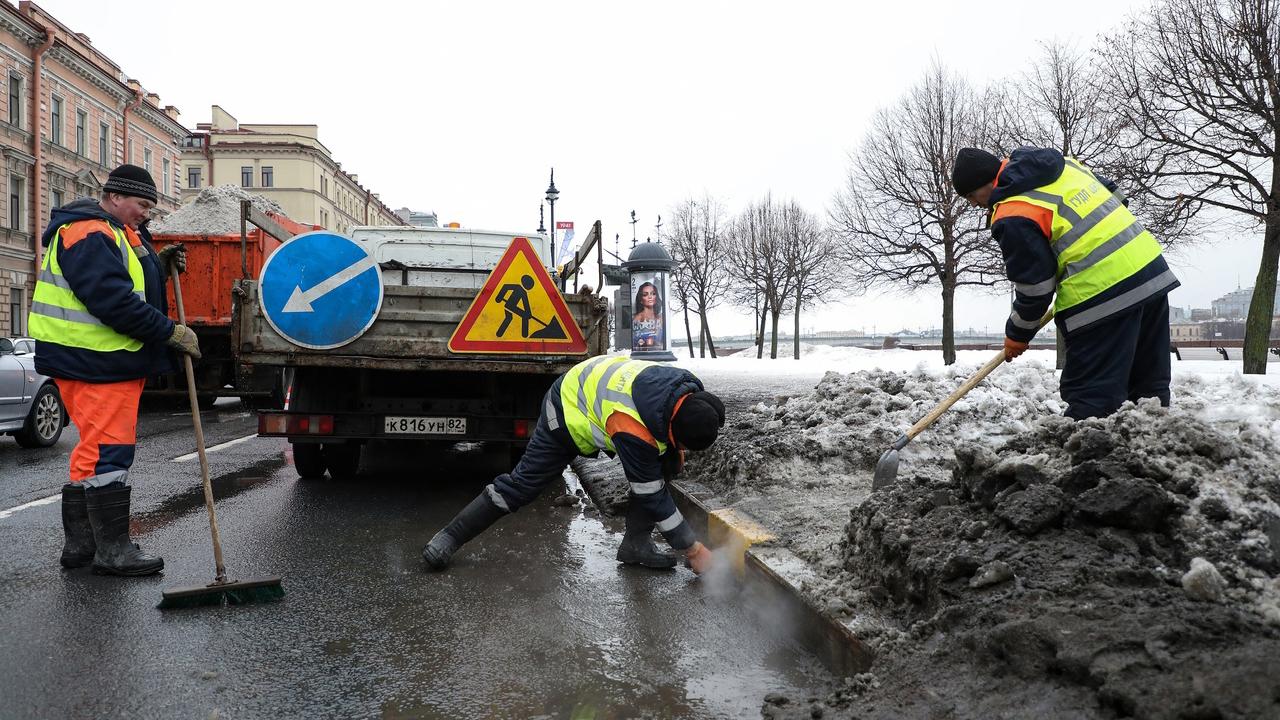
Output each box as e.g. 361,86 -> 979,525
449,237 -> 588,354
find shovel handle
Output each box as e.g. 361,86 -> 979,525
172,266 -> 227,583
902,308 -> 1055,443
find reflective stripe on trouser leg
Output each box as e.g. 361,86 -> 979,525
656,509 -> 685,533
55,377 -> 145,487
490,409 -> 578,511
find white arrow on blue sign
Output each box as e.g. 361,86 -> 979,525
258,231 -> 384,350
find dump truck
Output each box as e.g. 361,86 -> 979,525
235,222 -> 610,480
149,202 -> 320,408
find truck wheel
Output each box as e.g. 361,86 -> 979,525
323,443 -> 361,481
293,443 -> 326,479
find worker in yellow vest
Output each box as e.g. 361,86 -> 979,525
422,355 -> 725,574
951,147 -> 1180,419
28,164 -> 201,576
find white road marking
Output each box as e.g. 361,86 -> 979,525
0,493 -> 60,519
173,433 -> 258,462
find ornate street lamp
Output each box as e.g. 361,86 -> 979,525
545,168 -> 559,267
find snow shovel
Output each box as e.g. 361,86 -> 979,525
871,308 -> 1054,491
159,264 -> 284,609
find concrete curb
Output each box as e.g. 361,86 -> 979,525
669,479 -> 874,677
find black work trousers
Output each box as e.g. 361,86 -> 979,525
490,383 -> 579,511
1060,294 -> 1171,420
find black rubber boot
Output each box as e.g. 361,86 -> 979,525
616,503 -> 677,569
422,491 -> 507,571
59,484 -> 96,569
84,483 -> 163,577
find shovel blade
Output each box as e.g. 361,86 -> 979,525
872,448 -> 899,491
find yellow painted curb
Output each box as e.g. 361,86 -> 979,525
708,507 -> 775,574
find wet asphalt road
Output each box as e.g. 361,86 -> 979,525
0,399 -> 833,718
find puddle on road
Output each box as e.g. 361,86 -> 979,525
131,455 -> 286,536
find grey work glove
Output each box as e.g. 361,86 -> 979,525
167,323 -> 201,359
156,242 -> 187,275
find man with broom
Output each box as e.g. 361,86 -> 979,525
422,355 -> 726,574
28,165 -> 201,576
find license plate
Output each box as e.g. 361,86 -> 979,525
383,416 -> 466,435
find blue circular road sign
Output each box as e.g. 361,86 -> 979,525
258,231 -> 383,350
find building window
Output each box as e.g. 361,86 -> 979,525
76,110 -> 87,155
321,176 -> 327,197
188,166 -> 201,188
8,74 -> 21,127
9,177 -> 23,231
50,96 -> 62,146
8,287 -> 22,336
162,158 -> 170,195
144,148 -> 152,174
127,139 -> 133,164
261,166 -> 273,188
99,122 -> 109,163
241,166 -> 252,187
51,188 -> 62,210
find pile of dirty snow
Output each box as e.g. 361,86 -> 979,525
682,358 -> 1068,568
150,185 -> 285,235
674,349 -> 1280,719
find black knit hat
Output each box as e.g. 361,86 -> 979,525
671,391 -> 726,451
103,164 -> 158,203
951,148 -> 1001,195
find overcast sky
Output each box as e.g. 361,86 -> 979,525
37,0 -> 1265,337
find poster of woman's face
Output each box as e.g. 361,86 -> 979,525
631,273 -> 665,352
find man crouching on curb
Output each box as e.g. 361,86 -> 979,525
422,355 -> 726,574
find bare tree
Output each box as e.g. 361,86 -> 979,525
665,195 -> 731,358
1103,0 -> 1279,373
724,227 -> 767,359
829,61 -> 1006,365
780,201 -> 841,359
726,196 -> 792,358
668,247 -> 698,358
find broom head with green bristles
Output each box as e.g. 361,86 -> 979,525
158,576 -> 285,609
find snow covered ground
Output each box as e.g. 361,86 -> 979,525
663,344 -> 1280,719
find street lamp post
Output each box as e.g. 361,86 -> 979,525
545,168 -> 559,271
537,203 -> 546,236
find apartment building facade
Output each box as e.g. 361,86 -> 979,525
0,1 -> 185,337
181,106 -> 402,233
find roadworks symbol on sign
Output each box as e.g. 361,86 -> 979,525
448,236 -> 588,354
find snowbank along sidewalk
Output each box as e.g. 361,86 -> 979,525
677,347 -> 1280,719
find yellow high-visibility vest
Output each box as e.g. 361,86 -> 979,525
28,221 -> 146,352
994,158 -> 1165,328
560,356 -> 669,456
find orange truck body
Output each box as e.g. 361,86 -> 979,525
149,213 -> 320,403
151,213 -> 320,326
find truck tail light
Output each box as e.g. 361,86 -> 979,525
259,413 -> 334,436
513,419 -> 530,439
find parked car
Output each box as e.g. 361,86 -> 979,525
0,337 -> 66,447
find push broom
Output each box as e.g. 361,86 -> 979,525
159,262 -> 284,609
